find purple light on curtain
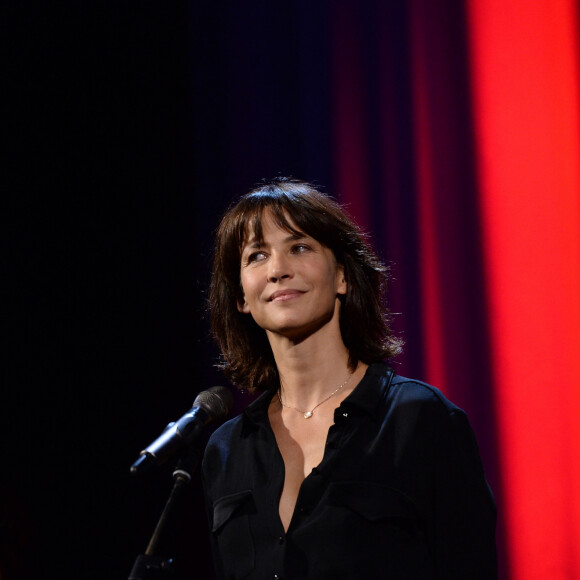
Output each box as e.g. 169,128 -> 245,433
329,0 -> 504,572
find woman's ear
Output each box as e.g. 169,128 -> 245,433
237,298 -> 251,314
336,264 -> 347,296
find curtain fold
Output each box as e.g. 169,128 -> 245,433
329,1 -> 580,578
467,1 -> 580,578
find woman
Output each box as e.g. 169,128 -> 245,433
202,178 -> 497,579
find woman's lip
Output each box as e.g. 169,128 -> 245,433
269,289 -> 304,302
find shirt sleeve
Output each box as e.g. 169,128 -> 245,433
431,408 -> 497,579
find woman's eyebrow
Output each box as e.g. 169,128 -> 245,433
288,232 -> 307,240
244,232 -> 308,249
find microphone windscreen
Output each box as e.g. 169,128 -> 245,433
193,386 -> 234,420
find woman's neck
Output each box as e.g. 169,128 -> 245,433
267,325 -> 357,410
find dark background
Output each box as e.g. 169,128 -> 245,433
4,2 -> 502,579
5,3 -> 338,578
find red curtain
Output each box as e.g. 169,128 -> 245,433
330,1 -> 580,578
468,1 -> 580,578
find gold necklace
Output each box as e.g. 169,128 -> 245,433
277,372 -> 353,419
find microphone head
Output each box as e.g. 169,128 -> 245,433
193,386 -> 234,420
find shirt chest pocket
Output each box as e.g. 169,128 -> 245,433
327,481 -> 417,520
317,482 -> 434,578
212,490 -> 256,579
325,481 -> 426,551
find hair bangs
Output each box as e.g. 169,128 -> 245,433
238,194 -> 306,249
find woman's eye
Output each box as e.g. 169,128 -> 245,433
292,244 -> 310,254
247,251 -> 267,263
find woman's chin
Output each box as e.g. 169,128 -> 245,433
265,316 -> 337,344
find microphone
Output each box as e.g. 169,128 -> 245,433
130,386 -> 233,475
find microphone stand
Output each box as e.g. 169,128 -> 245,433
128,445 -> 202,580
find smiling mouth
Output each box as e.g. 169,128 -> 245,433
269,290 -> 304,302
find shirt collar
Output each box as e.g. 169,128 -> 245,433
339,362 -> 394,419
241,363 -> 394,428
241,387 -> 276,430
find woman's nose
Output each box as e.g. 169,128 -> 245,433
267,252 -> 293,282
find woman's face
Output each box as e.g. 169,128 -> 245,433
238,209 -> 347,341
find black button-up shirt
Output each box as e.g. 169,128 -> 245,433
202,364 -> 497,579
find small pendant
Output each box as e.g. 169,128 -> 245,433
303,410 -> 313,419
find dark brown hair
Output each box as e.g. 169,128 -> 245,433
209,178 -> 402,392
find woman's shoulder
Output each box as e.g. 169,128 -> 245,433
205,388 -> 273,450
202,413 -> 245,482
390,373 -> 461,411
364,364 -> 465,423
379,370 -> 477,443
206,411 -> 245,450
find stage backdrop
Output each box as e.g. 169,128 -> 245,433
326,1 -> 580,579
186,1 -> 580,577
5,1 -> 580,579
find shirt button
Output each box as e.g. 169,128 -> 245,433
278,536 -> 285,544
342,412 -> 348,418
